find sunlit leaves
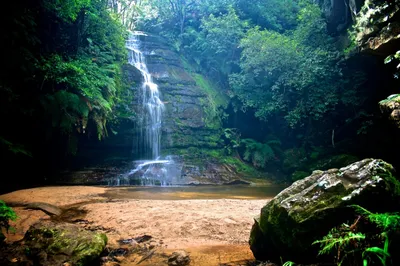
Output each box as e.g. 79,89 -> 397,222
229,1 -> 343,128
43,0 -> 91,22
188,7 -> 248,77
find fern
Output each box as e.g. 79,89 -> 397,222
0,137 -> 32,157
282,261 -> 296,266
240,138 -> 280,168
351,205 -> 400,232
313,224 -> 365,265
352,205 -> 400,266
0,200 -> 18,241
314,205 -> 400,266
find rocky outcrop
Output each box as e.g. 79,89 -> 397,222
132,33 -> 227,150
379,94 -> 400,127
352,0 -> 400,55
249,158 -> 400,263
318,0 -> 364,33
1,220 -> 107,266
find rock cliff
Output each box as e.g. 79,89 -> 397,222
132,33 -> 227,151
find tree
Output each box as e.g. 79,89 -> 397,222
229,1 -> 343,128
186,7 -> 248,82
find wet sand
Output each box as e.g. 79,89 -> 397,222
0,186 -> 273,265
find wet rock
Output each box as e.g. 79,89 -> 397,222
379,94 -> 400,128
318,0 -> 363,33
353,0 -> 400,55
168,250 -> 191,266
23,220 -> 107,266
249,158 -> 400,264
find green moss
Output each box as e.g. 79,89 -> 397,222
192,73 -> 228,108
180,56 -> 195,73
191,71 -> 228,130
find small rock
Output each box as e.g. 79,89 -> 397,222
168,250 -> 190,266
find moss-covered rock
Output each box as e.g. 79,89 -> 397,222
132,32 -> 228,152
23,220 -> 107,266
249,158 -> 400,264
352,0 -> 400,55
379,94 -> 400,128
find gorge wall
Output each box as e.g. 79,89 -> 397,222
131,34 -> 226,152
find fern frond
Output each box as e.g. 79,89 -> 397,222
351,205 -> 400,232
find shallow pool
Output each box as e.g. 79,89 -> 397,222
101,184 -> 287,200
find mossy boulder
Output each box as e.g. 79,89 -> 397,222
23,220 -> 107,266
379,94 -> 400,128
249,158 -> 400,264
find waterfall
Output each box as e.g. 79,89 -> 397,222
126,32 -> 164,159
108,32 -> 181,186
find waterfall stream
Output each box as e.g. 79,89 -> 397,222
110,32 -> 180,186
126,32 -> 164,159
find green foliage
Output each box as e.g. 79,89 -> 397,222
191,73 -> 228,129
313,224 -> 366,265
313,205 -> 400,266
0,137 -> 32,157
282,262 -> 296,266
43,0 -> 90,22
0,0 -> 130,162
352,205 -> 400,233
0,200 -> 18,241
236,0 -> 299,32
240,138 -> 280,168
38,0 -> 128,144
222,128 -> 241,155
384,50 -> 400,79
229,0 -> 345,128
283,148 -> 307,172
186,7 -> 249,78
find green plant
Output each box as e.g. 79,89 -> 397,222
313,223 -> 366,265
282,261 -> 296,266
0,200 -> 18,241
313,205 -> 400,266
240,138 -> 281,168
353,205 -> 400,266
222,128 -> 241,155
384,50 -> 400,79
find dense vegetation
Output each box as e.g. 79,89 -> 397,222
1,1 -> 400,265
129,0 -> 400,178
1,0 -> 399,189
1,0 -> 132,190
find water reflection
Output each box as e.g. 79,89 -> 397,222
103,185 -> 287,200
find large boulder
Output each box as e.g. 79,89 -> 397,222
22,220 -> 107,266
249,158 -> 400,263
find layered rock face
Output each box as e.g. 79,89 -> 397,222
131,33 -> 225,151
249,158 -> 400,263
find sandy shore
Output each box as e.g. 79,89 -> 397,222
0,186 -> 271,265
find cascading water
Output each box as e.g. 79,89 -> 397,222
109,32 -> 181,186
126,32 -> 164,159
